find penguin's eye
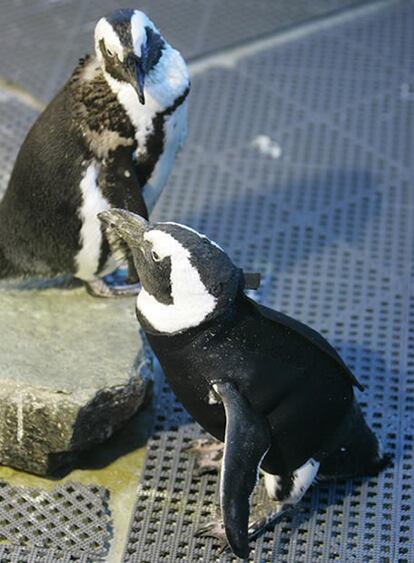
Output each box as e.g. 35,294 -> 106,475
151,250 -> 161,262
99,39 -> 115,59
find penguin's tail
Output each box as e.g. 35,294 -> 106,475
318,398 -> 392,480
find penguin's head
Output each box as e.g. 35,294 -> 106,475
99,209 -> 244,335
94,9 -> 165,104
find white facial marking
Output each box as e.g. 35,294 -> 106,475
130,10 -> 153,57
95,18 -> 124,62
75,161 -> 113,281
103,42 -> 189,127
136,230 -> 217,333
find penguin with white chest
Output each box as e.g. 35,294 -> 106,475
0,9 -> 189,296
99,209 -> 391,559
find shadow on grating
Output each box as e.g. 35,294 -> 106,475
123,1 -> 413,562
0,481 -> 111,562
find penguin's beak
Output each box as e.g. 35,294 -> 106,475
98,209 -> 148,248
126,53 -> 145,104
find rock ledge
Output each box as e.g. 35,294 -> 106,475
0,277 -> 151,475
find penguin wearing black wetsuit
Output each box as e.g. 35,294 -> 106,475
99,209 -> 391,558
0,9 -> 189,296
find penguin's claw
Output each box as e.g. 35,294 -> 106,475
85,278 -> 140,298
195,519 -> 248,558
247,502 -> 293,539
195,520 -> 228,551
185,438 -> 224,475
195,501 -> 294,556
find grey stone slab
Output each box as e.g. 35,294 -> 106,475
0,278 -> 151,475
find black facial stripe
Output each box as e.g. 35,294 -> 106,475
106,9 -> 134,51
144,27 -> 165,72
133,248 -> 173,305
153,255 -> 173,305
99,39 -> 126,83
135,86 -> 190,187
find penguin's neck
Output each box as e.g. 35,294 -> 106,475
102,44 -> 189,139
139,296 -> 240,353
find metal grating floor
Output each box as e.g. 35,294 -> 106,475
123,1 -> 414,562
0,482 -> 111,562
0,0 -> 412,561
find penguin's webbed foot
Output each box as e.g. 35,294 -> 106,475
195,519 -> 228,551
196,501 -> 293,555
185,438 -> 224,476
247,500 -> 293,539
85,278 -> 140,298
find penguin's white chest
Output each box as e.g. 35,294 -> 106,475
74,161 -> 119,281
142,99 -> 188,212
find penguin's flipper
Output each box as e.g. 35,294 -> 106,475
212,381 -> 271,559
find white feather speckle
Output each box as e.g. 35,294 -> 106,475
252,135 -> 282,159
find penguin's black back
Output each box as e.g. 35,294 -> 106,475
0,79 -> 87,277
145,291 -> 358,474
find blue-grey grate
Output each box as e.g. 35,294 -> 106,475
0,0 -> 379,103
124,1 -> 414,562
0,482 -> 111,562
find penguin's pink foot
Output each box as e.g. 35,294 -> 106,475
85,278 -> 140,298
186,438 -> 224,475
